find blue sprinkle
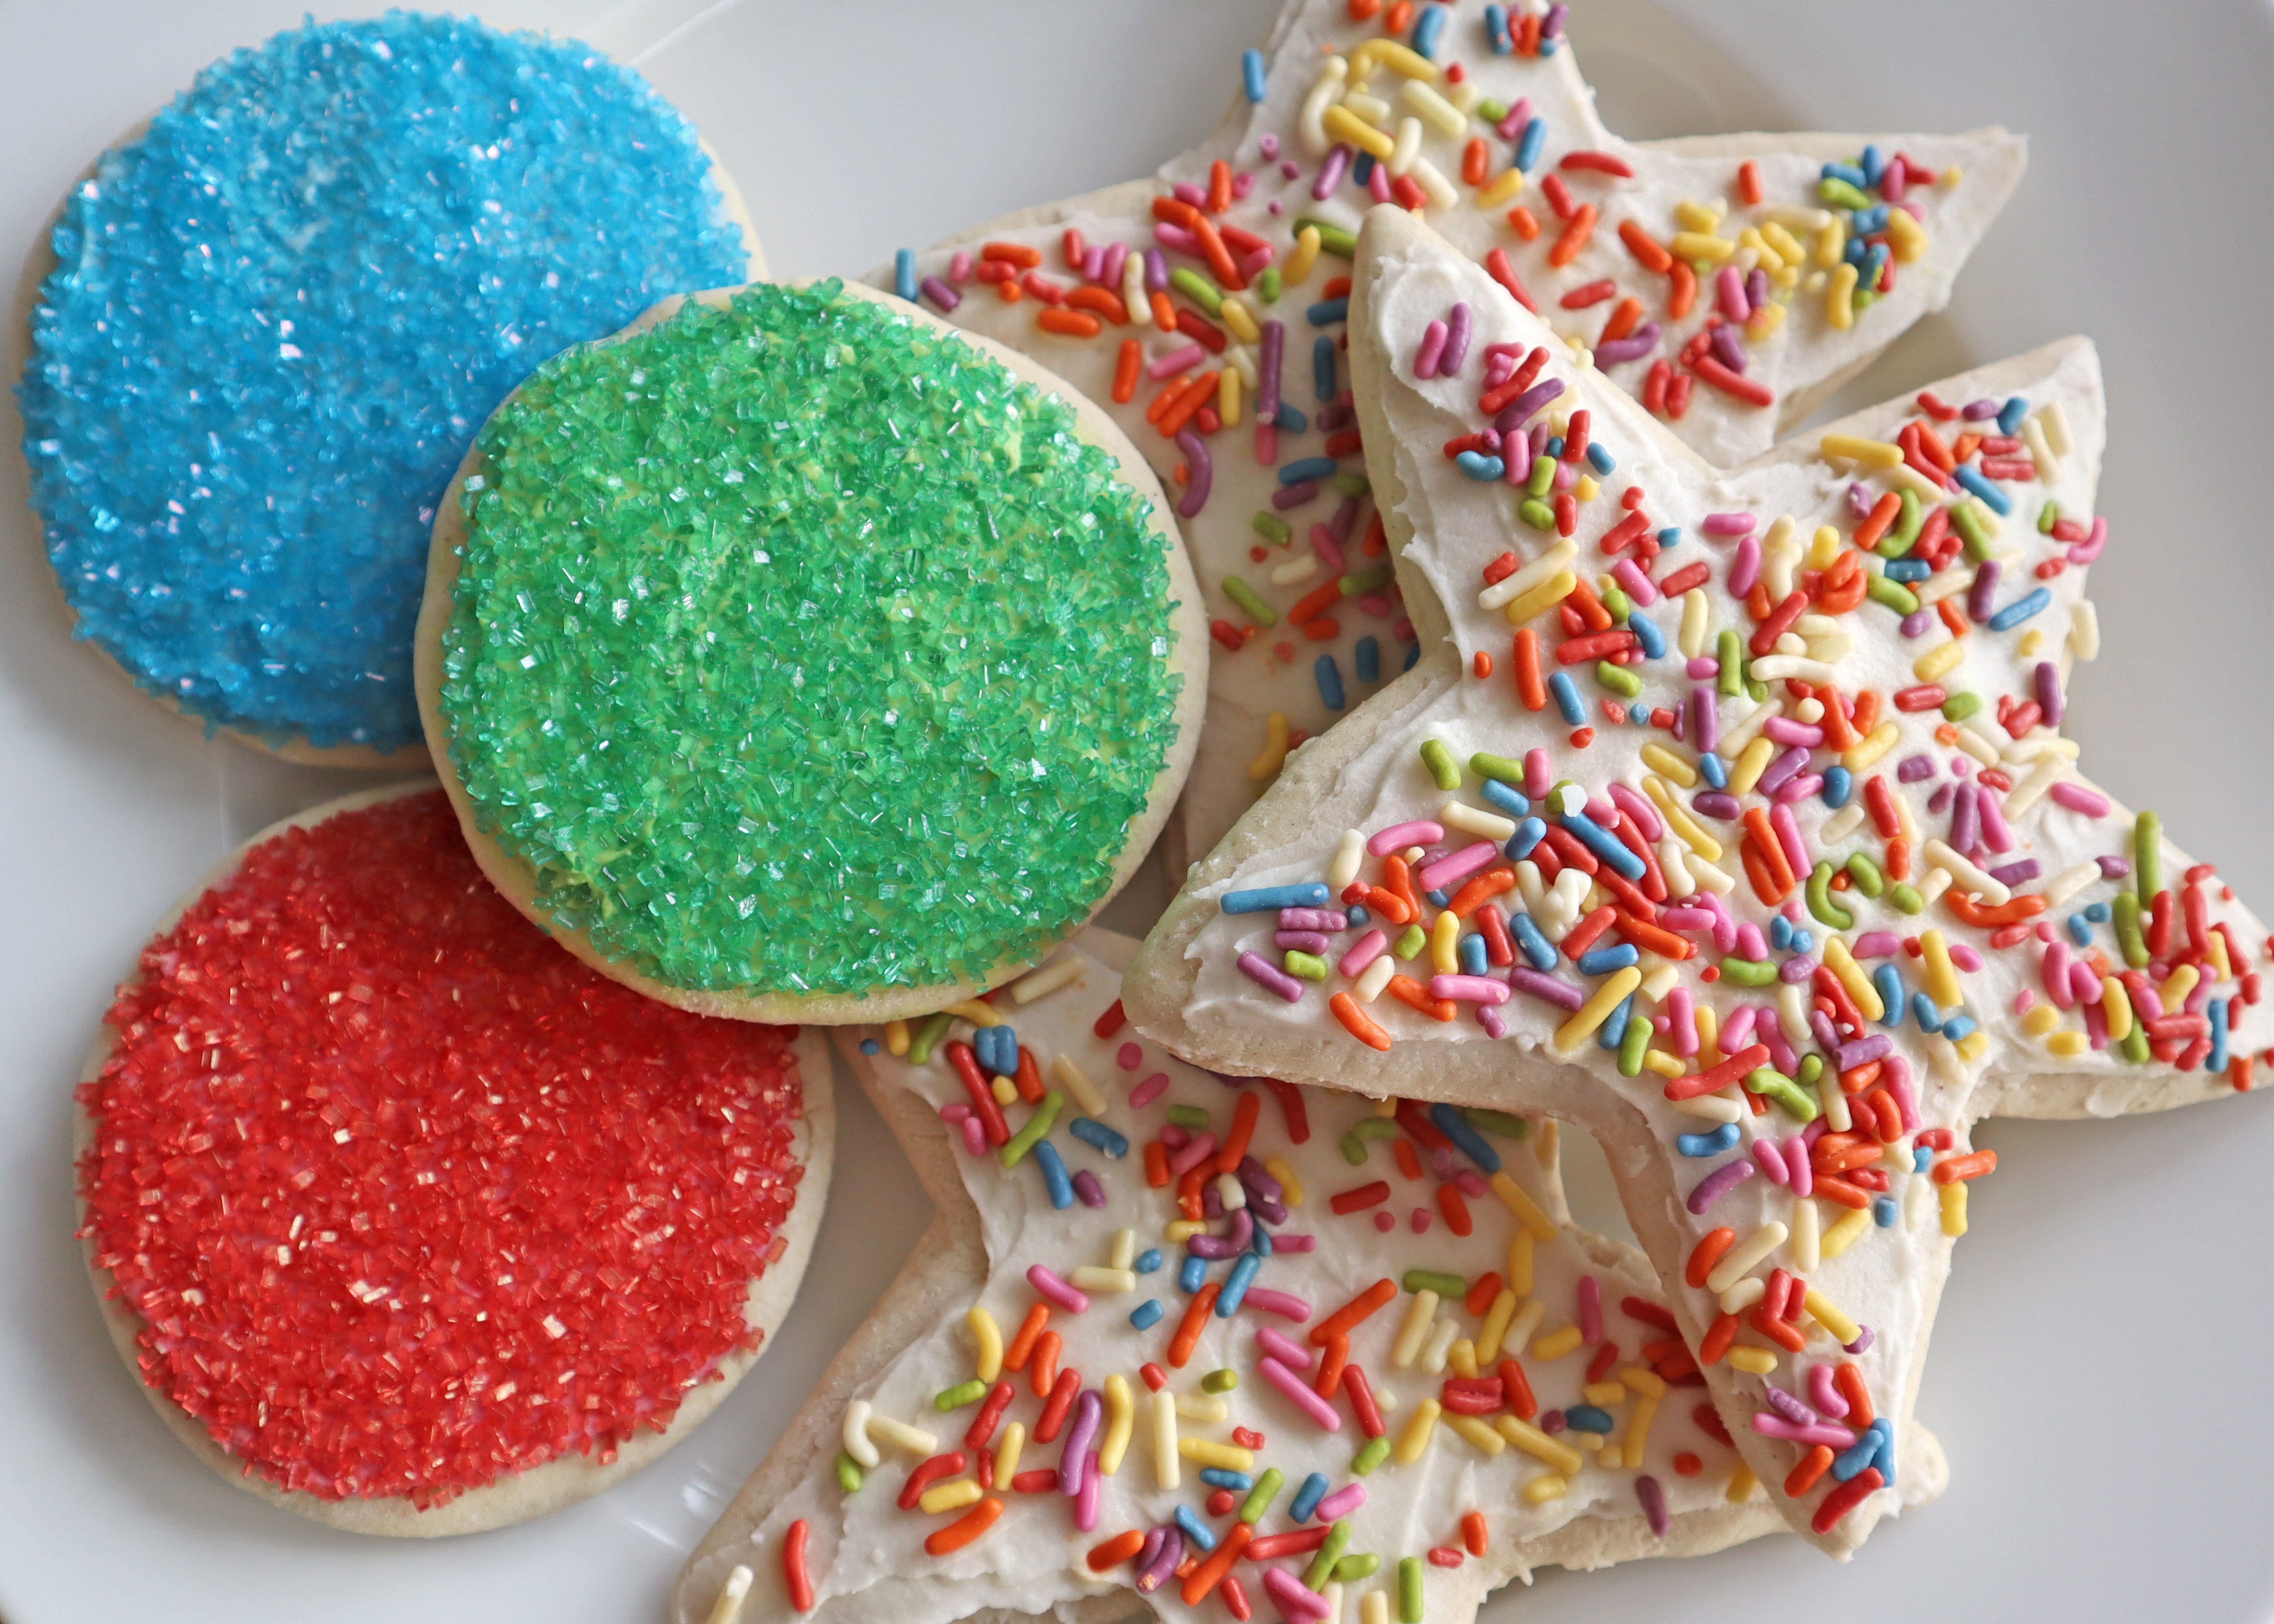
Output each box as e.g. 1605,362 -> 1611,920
1179,1254 -> 1208,1293
1458,932 -> 1489,976
1069,1117 -> 1129,1158
1986,587 -> 2050,632
1952,463 -> 2013,515
1505,815 -> 1547,861
1402,639 -> 1421,672
1770,914 -> 1793,950
1217,1251 -> 1261,1316
1538,31 -> 1559,54
1131,1299 -> 1164,1330
1425,888 -> 1451,908
1873,1196 -> 1899,1228
1275,403 -> 1310,434
1242,47 -> 1267,102
1997,395 -> 2028,436
1033,1140 -> 1073,1209
893,248 -> 918,302
1456,450 -> 1507,481
1511,910 -> 1557,971
1576,944 -> 1640,976
1850,204 -> 1890,236
1174,1503 -> 1218,1552
1843,232 -> 1869,267
1349,905 -> 1371,928
1316,653 -> 1347,711
1823,765 -> 1853,808
1136,1248 -> 1164,1274
1223,883 -> 1331,914
1822,160 -> 1868,188
2065,912 -> 2094,947
1548,670 -> 1585,724
859,1037 -> 880,1055
1566,1405 -> 1616,1435
1597,991 -> 1634,1050
1698,751 -> 1728,789
1411,0 -> 1448,57
2211,998 -> 2231,1073
1353,152 -> 1376,185
20,13 -> 754,753
1657,526 -> 1682,549
1872,1425 -> 1895,1484
1305,298 -> 1349,328
1290,1471 -> 1330,1522
1482,779 -> 1531,818
1874,964 -> 1906,1027
1630,612 -> 1665,659
2084,900 -> 2112,922
1543,436 -> 1564,460
1515,117 -> 1547,172
1279,456 -> 1339,486
1201,1467 -> 1253,1491
1913,1145 -> 1935,1175
1833,1419 -> 1892,1483
1313,335 -> 1339,402
1354,636 -> 1381,682
1430,1101 -> 1503,1173
1676,1122 -> 1740,1158
1910,991 -> 1944,1033
1560,810 -> 1646,879
1886,557 -> 1931,583
1859,144 -> 1884,187
1585,442 -> 1615,475
1251,1226 -> 1274,1259
1941,1014 -> 1978,1044
1789,928 -> 1814,954
1858,241 -> 1889,289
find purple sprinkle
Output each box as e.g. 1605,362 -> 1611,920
1201,1181 -> 1224,1221
1272,480 -> 1319,510
1594,322 -> 1662,365
1896,753 -> 1937,784
1926,782 -> 1954,815
1730,533 -> 1762,596
1176,429 -> 1212,519
1280,907 -> 1347,932
1686,1156 -> 1756,1214
1541,1409 -> 1567,1435
1778,955 -> 1816,985
1328,495 -> 1360,542
1238,1155 -> 1284,1204
1949,782 -> 1980,853
1258,321 -> 1285,419
1136,1528 -> 1183,1594
1144,247 -> 1169,293
1692,790 -> 1742,821
1961,397 -> 2000,420
1441,302 -> 1474,375
1495,379 -> 1565,433
2098,855 -> 2132,880
1968,560 -> 2001,624
2035,660 -> 2065,727
1237,951 -> 1305,1001
1636,1475 -> 1669,1538
1072,1169 -> 1107,1207
1313,143 -> 1351,201
1317,402 -> 1355,433
1837,1034 -> 1893,1070
919,275 -> 961,312
1746,267 -> 1770,313
1845,482 -> 1873,520
1274,930 -> 1331,953
1708,323 -> 1748,373
1061,1390 -> 1102,1495
1766,1385 -> 1818,1427
1509,968 -> 1586,1011
1757,744 -> 1811,796
1189,1210 -> 1253,1259
1989,858 -> 2042,886
1543,2 -> 1568,38
1844,1326 -> 1877,1355
1899,609 -> 1933,638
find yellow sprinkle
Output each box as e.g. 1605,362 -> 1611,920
1640,743 -> 1698,788
1500,568 -> 1579,625
1819,434 -> 1905,472
1704,1221 -> 1787,1294
1220,298 -> 1260,347
1476,1288 -> 1518,1362
1555,965 -> 1642,1055
1395,1397 -> 1443,1463
1726,1462 -> 1759,1503
1489,1171 -> 1559,1241
1498,1416 -> 1585,1475
1824,260 -> 1858,330
919,1478 -> 982,1515
1695,1002 -> 1721,1065
1286,226 -> 1322,286
1726,1345 -> 1779,1376
1802,1287 -> 1860,1344
1247,711 -> 1292,783
1726,735 -> 1776,798
1448,1338 -> 1479,1380
1110,1227 -> 1136,1271
2209,930 -> 2234,982
1322,104 -> 1395,160
1941,1180 -> 1969,1238
1445,1413 -> 1507,1455
1884,204 -> 1926,262
1672,198 -> 1723,232
2021,1003 -> 2060,1037
1678,587 -> 1712,658
884,1019 -> 910,1056
1052,1054 -> 1107,1116
995,1419 -> 1025,1483
1808,524 -> 1841,570
2017,627 -> 2046,659
991,1075 -> 1017,1105
1620,1367 -> 1667,1399
1522,1472 -> 1570,1505
1842,721 -> 1899,771
1354,36 -> 1439,79
1165,1219 -> 1207,1242
1374,1096 -> 1398,1117
1507,1227 -> 1535,1297
1391,1289 -> 1439,1368
1099,1375 -> 1133,1475
1824,937 -> 1885,1021
1671,231 -> 1735,263
1746,300 -> 1787,342
1763,220 -> 1805,263
1643,1049 -> 1684,1078
1531,1324 -> 1584,1361
1913,639 -> 1964,683
1957,1029 -> 1989,1063
866,1414 -> 938,1456
1576,473 -> 1600,501
1179,1436 -> 1254,1473
1151,1390 -> 1178,1489
2161,962 -> 2201,1008
1815,217 -> 1846,269
943,998 -> 1003,1028
1360,1589 -> 1390,1624
1919,929 -> 1963,1010
1218,361 -> 1245,423
1266,1156 -> 1304,1207
1623,1394 -> 1659,1470
2047,1029 -> 2087,1057
2102,975 -> 2134,1042
1176,1393 -> 1229,1422
1819,1205 -> 1873,1260
1477,167 -> 1525,207
1644,775 -> 1723,859
1431,909 -> 1462,974
967,1306 -> 1002,1382
1582,1381 -> 1628,1407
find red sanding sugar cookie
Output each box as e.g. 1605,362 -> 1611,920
73,785 -> 835,1535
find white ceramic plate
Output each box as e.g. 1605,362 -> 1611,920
1,2 -> 2268,1620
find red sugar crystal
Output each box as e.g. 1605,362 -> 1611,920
75,791 -> 810,1506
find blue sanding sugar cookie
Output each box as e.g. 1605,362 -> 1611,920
18,11 -> 753,754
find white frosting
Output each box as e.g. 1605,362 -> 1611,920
1162,224 -> 2271,1547
739,941 -> 1765,1624
863,0 -> 2025,854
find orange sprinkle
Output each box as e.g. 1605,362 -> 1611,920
1067,285 -> 1130,325
1150,289 -> 1177,332
980,241 -> 1041,270
1737,160 -> 1763,206
1785,1444 -> 1833,1496
1112,338 -> 1142,405
1462,136 -> 1489,186
1668,259 -> 1697,320
1169,1282 -> 1221,1368
1330,992 -> 1392,1051
1218,1091 -> 1261,1174
1181,1521 -> 1254,1606
1030,1330 -> 1060,1398
1514,627 -> 1546,711
1089,1530 -> 1147,1572
925,1496 -> 1003,1556
1461,1510 -> 1489,1556
1393,1138 -> 1422,1181
1207,158 -> 1233,215
1547,202 -> 1598,268
1686,1227 -> 1735,1287
1311,1278 -> 1398,1347
1698,1312 -> 1739,1366
1473,650 -> 1494,679
1438,1183 -> 1474,1237
1507,205 -> 1542,241
1618,219 -> 1672,273
1004,1303 -> 1050,1372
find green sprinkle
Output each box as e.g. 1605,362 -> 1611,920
907,1010 -> 955,1066
1341,1118 -> 1400,1164
2113,891 -> 2150,968
1526,453 -> 1557,497
1394,923 -> 1427,961
1292,218 -> 1356,258
999,1089 -> 1063,1168
1169,266 -> 1224,315
1333,1554 -> 1381,1582
1402,1269 -> 1466,1297
1618,1002 -> 1651,1076
1797,1052 -> 1825,1087
1596,659 -> 1642,699
1748,1067 -> 1820,1122
1341,564 -> 1393,597
1253,512 -> 1293,543
1940,691 -> 1981,722
1846,852 -> 1885,897
1819,176 -> 1872,210
1746,675 -> 1768,702
1351,1436 -> 1393,1475
1462,1106 -> 1530,1138
1332,470 -> 1371,497
1889,882 -> 1924,915
1881,487 -> 1923,556
1852,288 -> 1878,311
1222,575 -> 1277,627
1806,861 -> 1854,929
1719,956 -> 1777,987
2037,499 -> 2058,534
1305,1521 -> 1354,1589
836,1451 -> 865,1493
1284,949 -> 1329,981
1477,97 -> 1509,123
1601,585 -> 1632,623
1717,629 -> 1744,697
1256,267 -> 1283,305
1420,738 -> 1462,790
441,281 -> 1182,999
1399,1555 -> 1425,1623
1519,497 -> 1557,530
1202,1368 -> 1240,1394
1167,1104 -> 1213,1131
1471,753 -> 1526,784
1238,1465 -> 1283,1523
1867,574 -> 1919,615
2134,810 -> 2162,903
935,1379 -> 988,1411
2119,1021 -> 2152,1064
1949,500 -> 1996,561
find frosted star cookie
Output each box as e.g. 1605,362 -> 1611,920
673,931 -> 1944,1624
74,784 -> 829,1534
417,277 -> 1205,1026
19,14 -> 760,764
1124,210 -> 2269,1556
865,0 -> 2024,862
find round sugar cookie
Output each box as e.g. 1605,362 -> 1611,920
73,784 -> 831,1535
19,14 -> 761,766
416,276 -> 1207,1025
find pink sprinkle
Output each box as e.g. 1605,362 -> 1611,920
1259,1356 -> 1342,1430
1414,319 -> 1449,379
1769,803 -> 1810,884
1147,342 -> 1206,380
1168,1133 -> 1219,1178
1368,161 -> 1393,203
1258,1326 -> 1315,1370
1075,1449 -> 1103,1531
1129,1071 -> 1171,1109
1339,930 -> 1390,979
1729,533 -> 1762,596
1430,974 -> 1511,1005
1948,944 -> 1986,972
1716,265 -> 1750,323
1255,421 -> 1280,465
1372,1210 -> 1394,1232
1172,181 -> 1206,207
1454,1168 -> 1487,1197
1310,525 -> 1346,572
1241,1287 -> 1313,1321
1117,1042 -> 1143,1071
1357,592 -> 1394,617
1807,1363 -> 1849,1419
1263,1567 -> 1333,1623
1316,1482 -> 1367,1520
1853,931 -> 1901,959
1409,1208 -> 1432,1234
2049,781 -> 2112,817
1524,748 -> 1552,800
1479,1004 -> 1509,1039
1784,1135 -> 1813,1197
1028,1264 -> 1089,1313
941,1101 -> 971,1123
959,1117 -> 986,1157
1369,820 -> 1444,856
1417,841 -> 1497,893
1154,221 -> 1200,255
948,249 -> 972,282
1577,1275 -> 1602,1343
1611,557 -> 1659,606
1702,512 -> 1756,537
1753,1137 -> 1789,1185
1260,133 -> 1281,160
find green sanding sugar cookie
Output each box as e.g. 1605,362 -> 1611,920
437,280 -> 1185,999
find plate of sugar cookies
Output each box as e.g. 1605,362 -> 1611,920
1,3 -> 2270,1623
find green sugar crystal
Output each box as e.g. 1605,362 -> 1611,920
440,281 -> 1183,997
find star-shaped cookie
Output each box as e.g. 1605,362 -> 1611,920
673,931 -> 1944,1624
1123,208 -> 2270,1556
861,0 -> 2024,864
